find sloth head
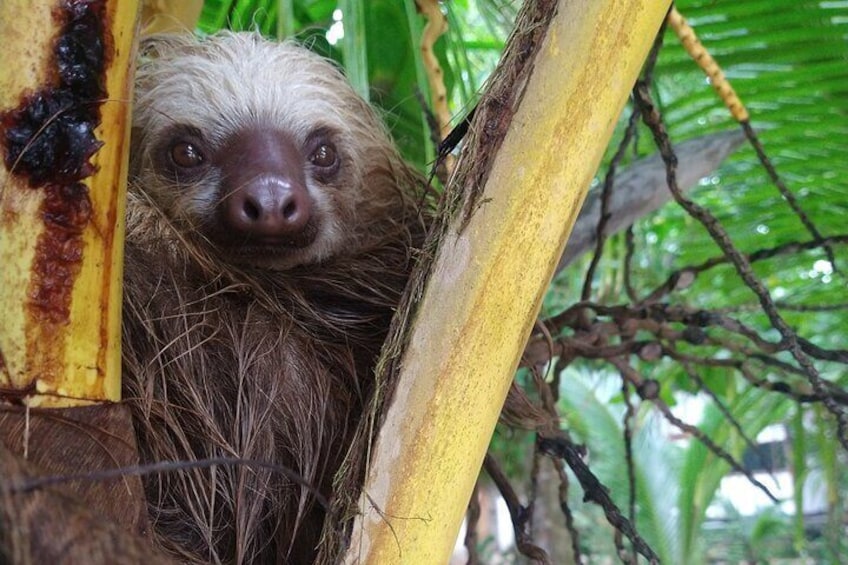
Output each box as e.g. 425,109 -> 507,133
130,32 -> 413,270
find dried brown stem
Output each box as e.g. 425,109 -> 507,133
647,234 -> 848,304
582,105 -> 642,301
678,360 -> 761,457
740,120 -> 839,273
621,380 -> 637,526
633,81 -> 848,451
537,433 -> 659,564
612,358 -> 779,503
483,453 -> 551,564
551,458 -> 583,565
582,17 -> 666,301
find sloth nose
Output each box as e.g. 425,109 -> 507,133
218,127 -> 314,241
225,177 -> 312,238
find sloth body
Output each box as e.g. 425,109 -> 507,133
123,33 -> 425,564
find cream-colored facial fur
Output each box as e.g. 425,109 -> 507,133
130,32 -> 413,269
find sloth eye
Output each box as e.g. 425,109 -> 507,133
170,141 -> 205,168
310,143 -> 337,169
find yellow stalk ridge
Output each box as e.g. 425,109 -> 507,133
0,0 -> 137,407
668,6 -> 750,122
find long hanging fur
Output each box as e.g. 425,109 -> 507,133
122,32 -> 427,564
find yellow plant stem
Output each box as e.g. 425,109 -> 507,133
416,0 -> 455,176
0,0 -> 138,407
416,0 -> 451,138
343,0 -> 672,562
141,0 -> 203,34
668,6 -> 749,122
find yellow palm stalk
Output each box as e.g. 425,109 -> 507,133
343,0 -> 672,562
0,0 -> 138,407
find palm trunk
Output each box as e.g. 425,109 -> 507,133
0,3 -> 160,562
342,1 -> 672,562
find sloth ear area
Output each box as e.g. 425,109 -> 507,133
138,34 -> 176,60
137,33 -> 200,62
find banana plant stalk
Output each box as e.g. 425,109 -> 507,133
0,0 -> 138,407
342,0 -> 672,562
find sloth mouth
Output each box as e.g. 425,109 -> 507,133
207,217 -> 321,257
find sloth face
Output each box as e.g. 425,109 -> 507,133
143,120 -> 351,269
130,33 -> 396,269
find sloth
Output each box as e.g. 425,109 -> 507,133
122,32 -> 427,564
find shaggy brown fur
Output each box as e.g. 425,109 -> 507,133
123,32 -> 426,564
